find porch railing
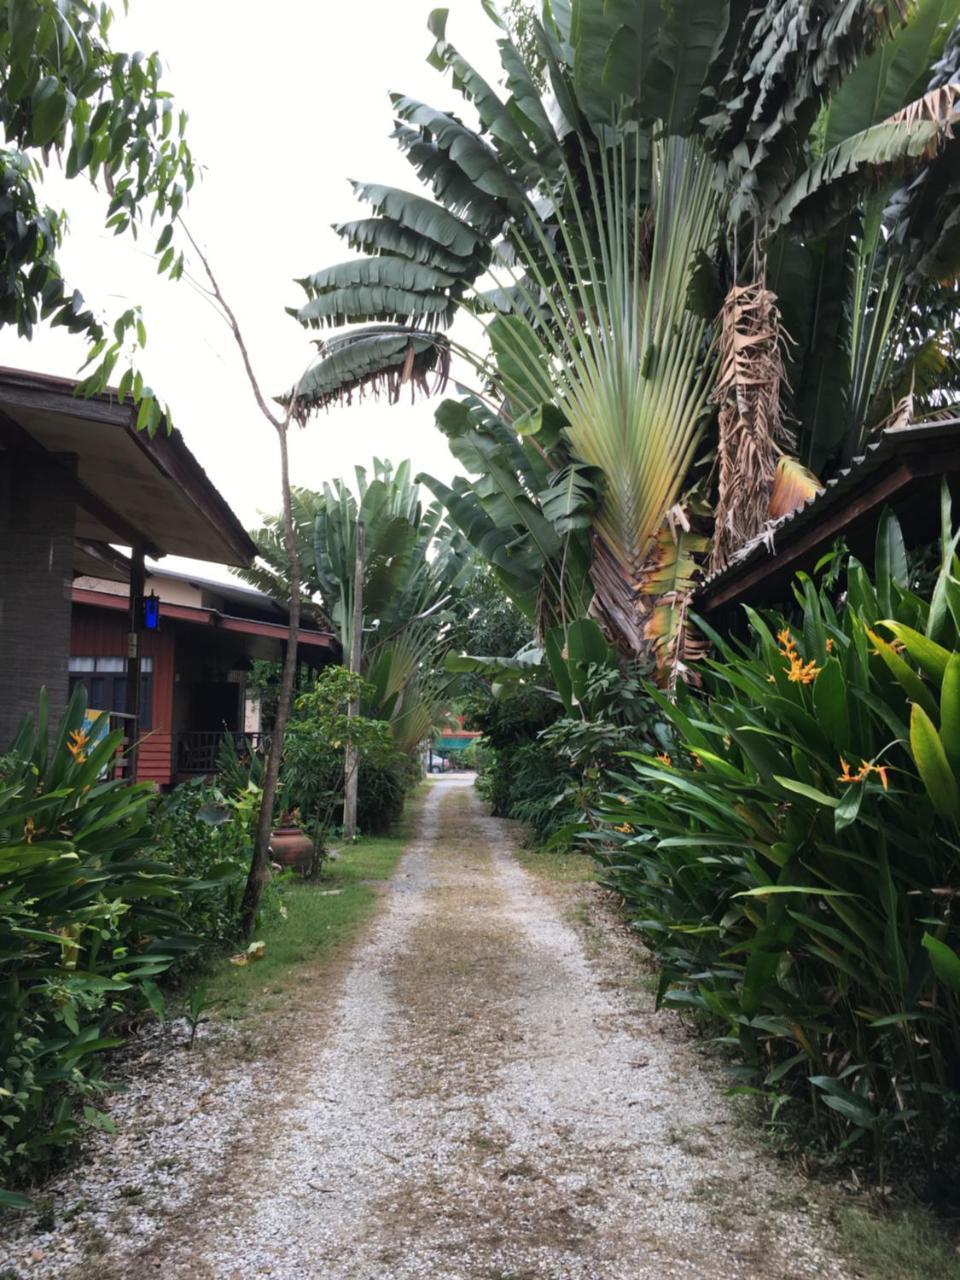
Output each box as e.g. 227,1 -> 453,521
175,730 -> 269,775
106,711 -> 138,779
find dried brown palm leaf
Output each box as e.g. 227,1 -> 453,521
768,457 -> 823,521
708,280 -> 793,574
874,391 -> 915,436
886,84 -> 960,132
639,518 -> 709,689
588,536 -> 648,654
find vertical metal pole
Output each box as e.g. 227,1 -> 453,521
125,544 -> 145,779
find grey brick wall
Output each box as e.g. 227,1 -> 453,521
0,453 -> 77,745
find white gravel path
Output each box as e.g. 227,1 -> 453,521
0,778 -> 851,1279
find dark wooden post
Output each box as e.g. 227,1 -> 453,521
125,544 -> 146,778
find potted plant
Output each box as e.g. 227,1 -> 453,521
268,807 -> 314,873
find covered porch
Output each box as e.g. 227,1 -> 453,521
0,367 -> 258,762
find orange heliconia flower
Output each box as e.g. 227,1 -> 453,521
67,728 -> 88,765
776,629 -> 821,684
837,756 -> 889,790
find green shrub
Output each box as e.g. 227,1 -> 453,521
470,659 -> 664,848
281,667 -> 409,840
594,500 -> 960,1190
0,690 -> 205,1193
150,777 -> 250,962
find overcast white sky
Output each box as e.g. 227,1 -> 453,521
0,1 -> 503,578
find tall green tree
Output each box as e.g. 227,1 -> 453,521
241,461 -> 470,755
283,0 -> 960,681
0,0 -> 195,423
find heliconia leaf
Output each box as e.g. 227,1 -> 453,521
734,885 -> 854,897
0,1189 -> 33,1210
868,628 -> 940,721
879,620 -> 952,686
922,932 -> 960,994
773,776 -> 840,809
813,656 -> 851,752
940,653 -> 960,772
809,1076 -> 877,1129
875,508 -> 909,617
909,702 -> 960,820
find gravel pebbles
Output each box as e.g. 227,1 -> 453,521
0,778 -> 851,1279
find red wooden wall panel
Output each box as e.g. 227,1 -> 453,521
70,605 -> 176,785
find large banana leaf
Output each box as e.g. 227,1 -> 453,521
333,214 -> 478,272
287,0 -> 960,662
391,94 -> 524,201
769,90 -> 960,236
391,126 -> 509,238
290,328 -> 449,417
349,182 -> 486,259
238,461 -> 468,751
887,23 -> 960,282
820,0 -> 960,148
427,10 -> 544,184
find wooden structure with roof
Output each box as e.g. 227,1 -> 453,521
0,367 -> 259,762
697,420 -> 960,615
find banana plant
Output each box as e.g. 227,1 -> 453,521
240,460 -> 469,753
284,0 -> 960,681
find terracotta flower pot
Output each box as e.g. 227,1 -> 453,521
269,825 -> 314,872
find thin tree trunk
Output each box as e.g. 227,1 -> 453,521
240,418 -> 301,934
342,520 -> 364,840
181,224 -> 305,938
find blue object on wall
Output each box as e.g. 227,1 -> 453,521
143,592 -> 161,631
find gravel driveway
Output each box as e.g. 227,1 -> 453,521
0,778 -> 850,1279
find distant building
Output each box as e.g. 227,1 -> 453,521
72,566 -> 336,785
0,366 -> 337,782
428,715 -> 481,771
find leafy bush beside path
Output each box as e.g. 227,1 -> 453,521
595,500 -> 960,1190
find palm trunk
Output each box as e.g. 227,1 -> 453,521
342,520 -> 364,841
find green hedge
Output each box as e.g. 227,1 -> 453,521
0,691 -> 245,1198
595,501 -> 960,1189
